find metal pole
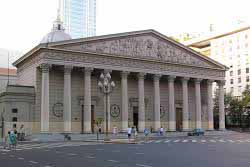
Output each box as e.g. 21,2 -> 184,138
105,93 -> 109,141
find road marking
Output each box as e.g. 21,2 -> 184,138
136,153 -> 145,155
201,140 -> 206,143
146,140 -> 154,143
182,140 -> 188,142
210,140 -> 216,143
86,156 -> 95,159
136,163 -> 152,167
155,140 -> 163,143
96,149 -> 104,151
218,139 -> 226,142
68,153 -> 77,156
18,157 -> 24,160
29,161 -> 38,164
1,153 -> 7,155
192,140 -> 197,143
173,140 -> 180,143
164,140 -> 171,143
228,140 -> 235,143
107,159 -> 119,163
237,140 -> 244,143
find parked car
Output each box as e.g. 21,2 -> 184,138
187,128 -> 205,136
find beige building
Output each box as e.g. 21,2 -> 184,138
185,26 -> 250,97
0,20 -> 227,135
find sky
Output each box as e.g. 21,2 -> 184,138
0,0 -> 250,64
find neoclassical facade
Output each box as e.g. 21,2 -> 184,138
3,29 -> 227,134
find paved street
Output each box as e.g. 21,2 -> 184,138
1,133 -> 250,167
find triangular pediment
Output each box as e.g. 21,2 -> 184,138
50,30 -> 227,70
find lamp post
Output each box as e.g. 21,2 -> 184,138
98,72 -> 115,141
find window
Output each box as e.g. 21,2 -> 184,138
238,69 -> 241,75
230,79 -> 234,84
246,68 -> 249,73
12,117 -> 17,122
247,76 -> 250,82
12,108 -> 18,113
245,43 -> 248,48
230,87 -> 234,93
238,86 -> 242,93
238,77 -> 241,83
230,71 -> 233,76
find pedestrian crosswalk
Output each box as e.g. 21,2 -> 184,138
139,139 -> 250,144
0,142 -> 99,152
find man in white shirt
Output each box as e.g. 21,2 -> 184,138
127,126 -> 132,141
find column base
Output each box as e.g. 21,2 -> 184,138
181,129 -> 190,132
219,128 -> 226,131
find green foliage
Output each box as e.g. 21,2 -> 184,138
214,85 -> 250,127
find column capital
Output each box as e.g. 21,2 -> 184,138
40,63 -> 51,73
168,75 -> 176,82
181,77 -> 190,82
83,67 -> 93,74
137,72 -> 146,79
194,78 -> 203,84
121,71 -> 130,78
153,74 -> 162,81
64,65 -> 73,74
217,80 -> 225,87
207,79 -> 214,85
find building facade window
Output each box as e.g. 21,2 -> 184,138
238,69 -> 241,75
238,77 -> 241,83
230,71 -> 233,76
230,87 -> 234,93
230,79 -> 234,84
238,86 -> 242,93
246,68 -> 249,73
12,108 -> 18,113
12,117 -> 17,122
247,76 -> 250,82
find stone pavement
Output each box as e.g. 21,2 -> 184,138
0,130 -> 235,144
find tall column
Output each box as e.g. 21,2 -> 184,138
218,80 -> 225,130
64,66 -> 73,132
121,71 -> 130,132
207,80 -> 214,130
138,72 -> 146,132
168,76 -> 176,131
195,78 -> 202,129
182,77 -> 189,131
84,67 -> 93,133
40,63 -> 51,132
153,74 -> 161,131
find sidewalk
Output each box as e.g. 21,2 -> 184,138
0,130 -> 237,144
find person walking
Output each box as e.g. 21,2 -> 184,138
160,126 -> 164,136
127,126 -> 132,142
112,125 -> 118,139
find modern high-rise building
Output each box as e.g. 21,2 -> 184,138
59,0 -> 96,39
184,26 -> 250,97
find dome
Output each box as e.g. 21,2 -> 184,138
40,30 -> 72,43
40,14 -> 71,43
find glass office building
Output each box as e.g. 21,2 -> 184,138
59,0 -> 96,39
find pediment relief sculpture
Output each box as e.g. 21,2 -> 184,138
75,35 -> 212,68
